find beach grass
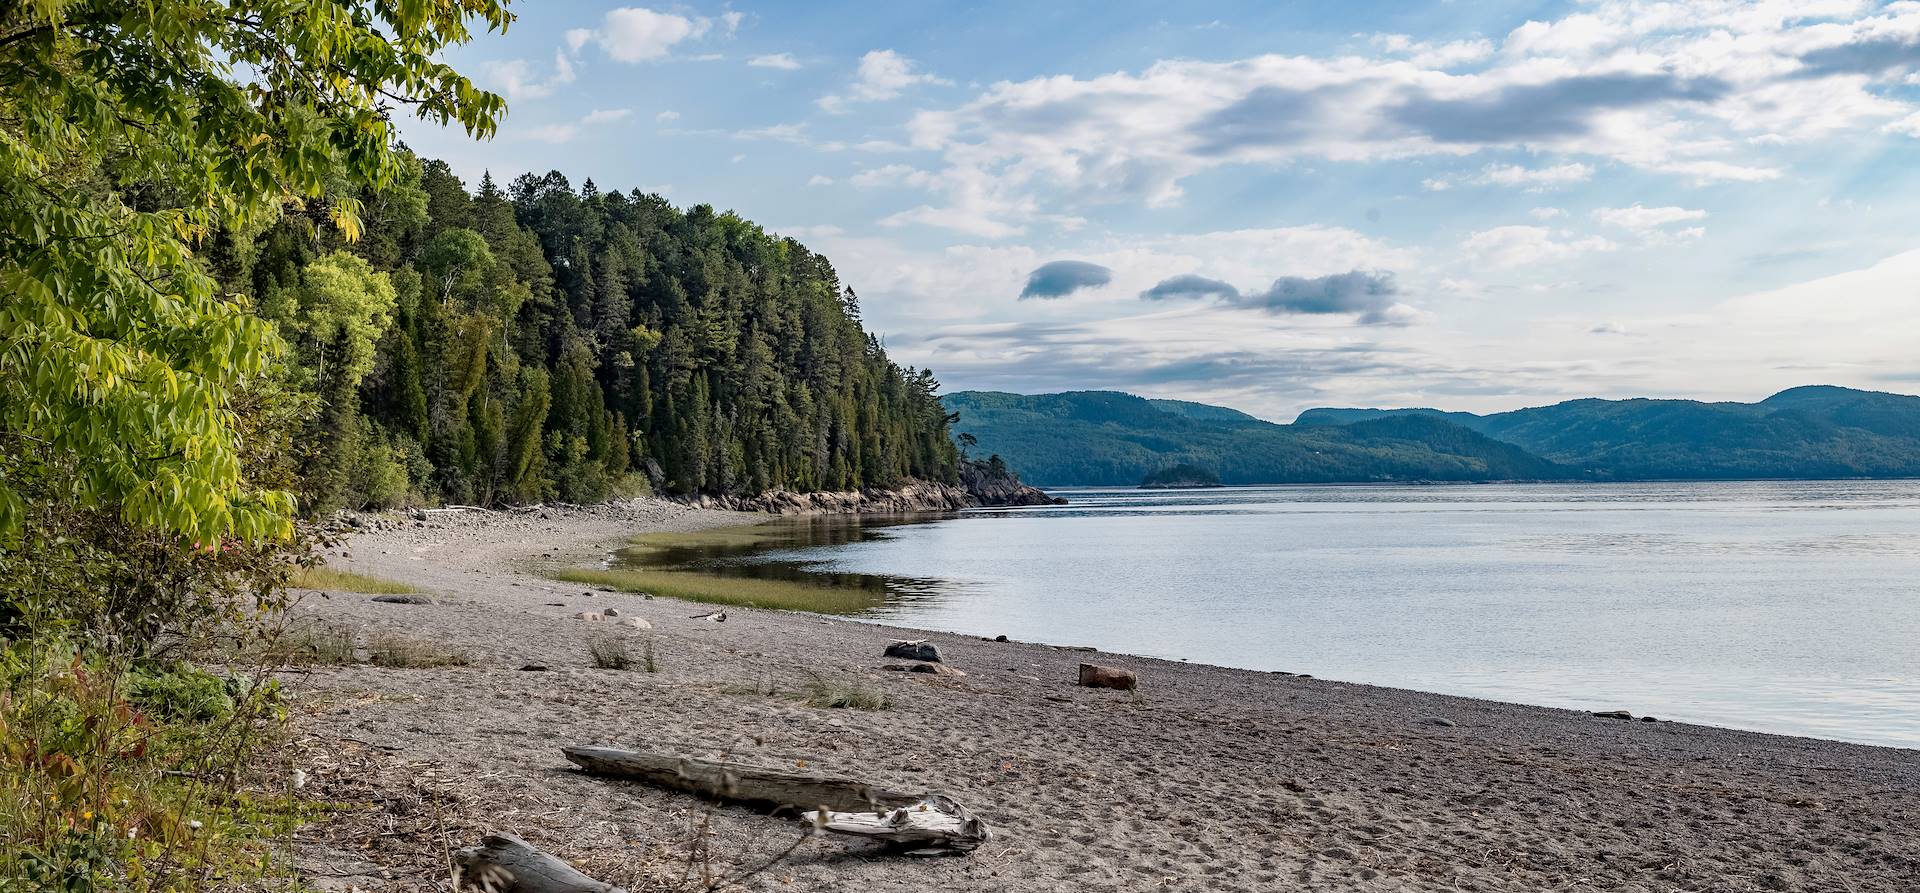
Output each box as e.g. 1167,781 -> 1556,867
799,674 -> 891,710
292,566 -> 418,594
553,566 -> 881,614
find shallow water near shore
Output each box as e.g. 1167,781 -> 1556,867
617,480 -> 1920,749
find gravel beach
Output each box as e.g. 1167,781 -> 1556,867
283,498 -> 1920,892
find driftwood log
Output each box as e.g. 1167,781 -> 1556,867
563,746 -> 992,855
805,794 -> 992,856
455,832 -> 626,893
562,745 -> 919,813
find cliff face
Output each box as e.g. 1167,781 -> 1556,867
678,465 -> 1060,515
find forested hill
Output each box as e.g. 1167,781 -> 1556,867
1298,385 -> 1920,480
221,158 -> 958,512
944,386 -> 1920,487
941,391 -> 1569,486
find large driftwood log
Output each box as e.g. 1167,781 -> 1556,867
805,794 -> 992,856
562,745 -> 920,813
454,832 -> 625,893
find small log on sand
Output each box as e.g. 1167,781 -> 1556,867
1079,663 -> 1138,690
805,794 -> 992,856
455,832 -> 626,893
562,745 -> 919,813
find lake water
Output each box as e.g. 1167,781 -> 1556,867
626,481 -> 1920,749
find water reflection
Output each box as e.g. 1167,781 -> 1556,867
610,512 -> 969,604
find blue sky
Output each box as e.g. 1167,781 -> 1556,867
401,0 -> 1920,420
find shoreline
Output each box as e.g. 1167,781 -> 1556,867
285,497 -> 1920,891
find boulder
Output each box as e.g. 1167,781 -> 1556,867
371,595 -> 432,605
574,611 -> 604,621
623,617 -> 652,630
1592,710 -> 1634,720
1077,663 -> 1137,691
602,607 -> 621,618
885,640 -> 941,663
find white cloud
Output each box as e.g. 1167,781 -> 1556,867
575,7 -> 712,63
850,164 -> 937,189
818,49 -> 951,112
1593,204 -> 1708,236
656,110 -> 680,122
1462,226 -> 1617,269
518,108 -> 634,144
735,122 -> 808,143
806,175 -> 834,187
1428,162 -> 1597,191
1480,163 -> 1596,189
581,108 -> 633,125
1529,207 -> 1565,220
1369,33 -> 1495,68
748,53 -> 801,70
721,10 -> 744,35
481,51 -> 577,101
882,2 -> 1920,235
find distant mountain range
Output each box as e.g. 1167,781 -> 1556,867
941,385 -> 1920,487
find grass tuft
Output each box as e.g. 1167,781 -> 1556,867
366,633 -> 471,668
587,637 -> 634,671
291,566 -> 417,594
553,568 -> 879,614
260,623 -> 359,666
798,673 -> 891,711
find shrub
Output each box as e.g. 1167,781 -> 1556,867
587,637 -> 633,671
0,642 -> 297,890
125,664 -> 237,724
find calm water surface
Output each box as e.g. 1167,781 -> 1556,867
624,481 -> 1920,749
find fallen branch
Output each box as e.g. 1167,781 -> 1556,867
454,832 -> 626,893
562,745 -> 916,813
805,793 -> 992,856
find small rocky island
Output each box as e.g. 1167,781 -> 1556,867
1140,463 -> 1224,489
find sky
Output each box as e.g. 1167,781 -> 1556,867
399,0 -> 1920,421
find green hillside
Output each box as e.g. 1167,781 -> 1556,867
945,386 -> 1920,487
1308,386 -> 1920,480
941,391 -> 1570,486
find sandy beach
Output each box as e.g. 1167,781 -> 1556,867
283,498 -> 1920,892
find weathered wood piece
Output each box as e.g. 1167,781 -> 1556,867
454,832 -> 625,893
804,794 -> 992,856
562,745 -> 919,813
1078,663 -> 1138,690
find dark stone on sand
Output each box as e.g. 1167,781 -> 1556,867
885,640 -> 941,662
518,664 -> 548,672
1420,717 -> 1457,728
1641,716 -> 1660,722
371,595 -> 433,605
910,662 -> 964,677
1593,710 -> 1634,720
1078,663 -> 1138,691
994,634 -> 1009,642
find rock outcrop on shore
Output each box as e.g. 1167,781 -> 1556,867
673,475 -> 1060,515
673,461 -> 1062,515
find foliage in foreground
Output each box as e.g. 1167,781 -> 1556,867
0,644 -> 302,891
